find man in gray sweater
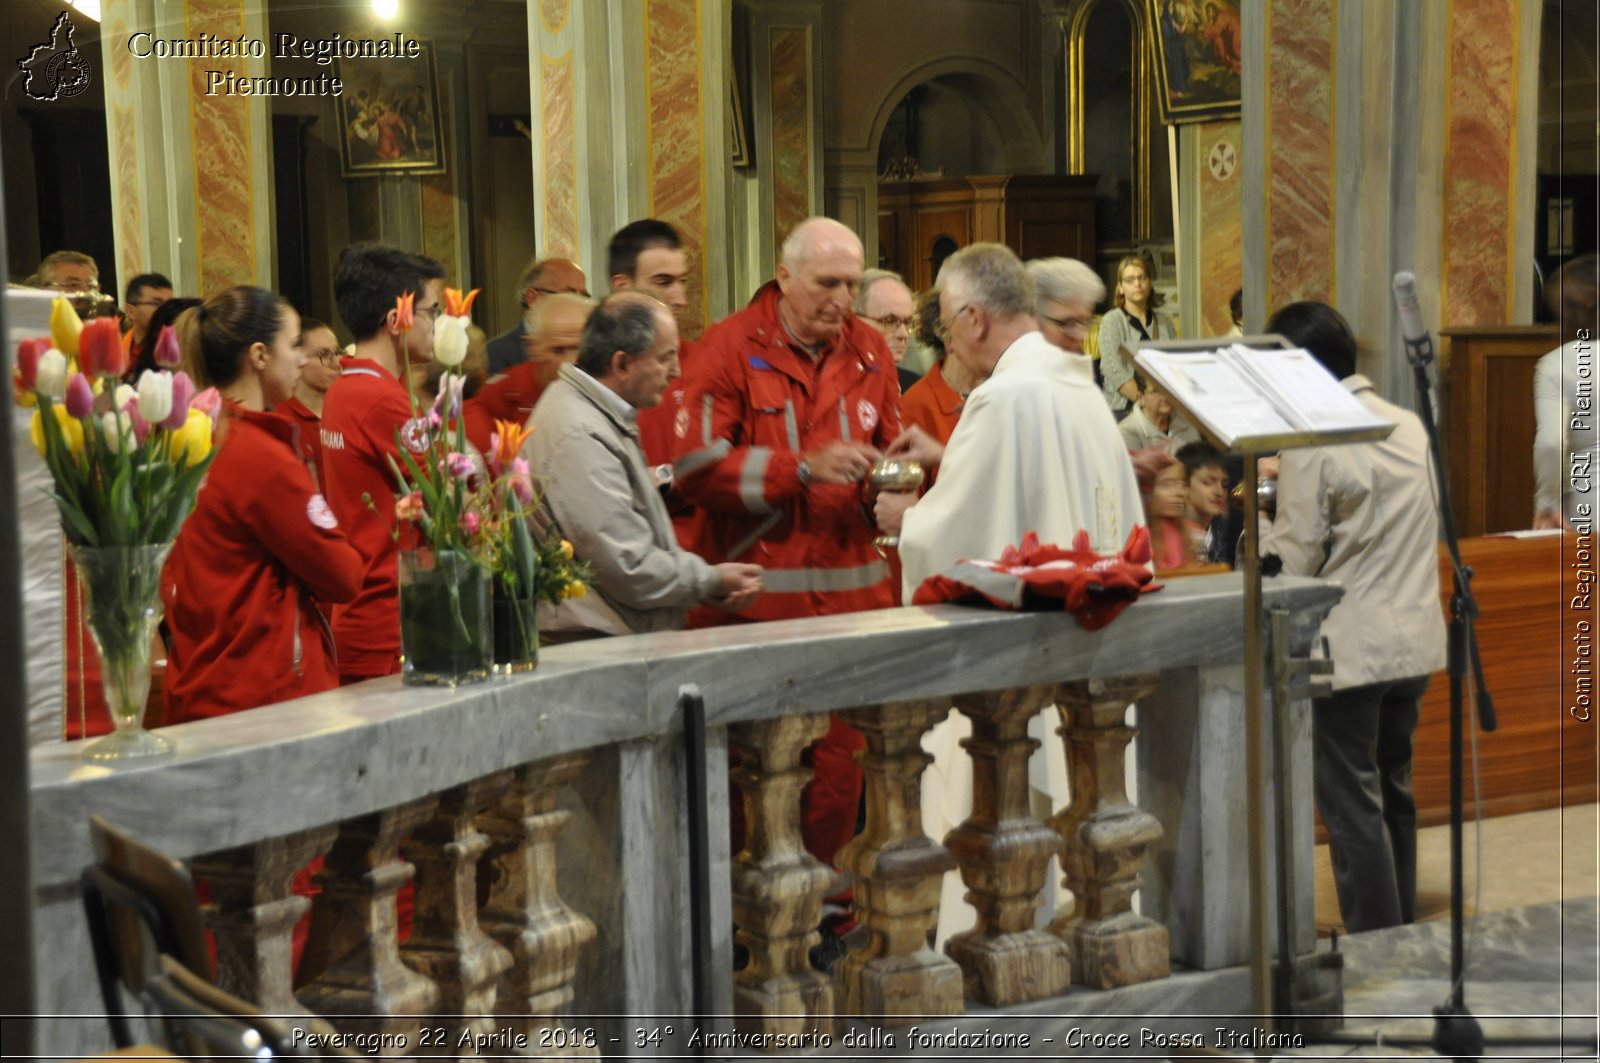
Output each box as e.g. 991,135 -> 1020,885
525,292 -> 763,637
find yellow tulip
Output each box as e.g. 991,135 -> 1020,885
29,405 -> 84,458
563,580 -> 587,600
49,298 -> 83,358
559,539 -> 575,560
167,407 -> 214,465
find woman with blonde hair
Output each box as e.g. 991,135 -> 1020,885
1097,252 -> 1178,418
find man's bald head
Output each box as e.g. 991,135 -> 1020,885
780,217 -> 863,273
525,292 -> 594,386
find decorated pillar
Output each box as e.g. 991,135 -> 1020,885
100,0 -> 274,293
529,0 -> 732,331
1241,0 -> 1541,399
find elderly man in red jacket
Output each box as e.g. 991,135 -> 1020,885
674,217 -> 901,951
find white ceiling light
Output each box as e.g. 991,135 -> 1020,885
65,0 -> 102,21
372,0 -> 399,20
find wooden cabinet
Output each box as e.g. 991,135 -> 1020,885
877,175 -> 1097,291
1442,325 -> 1560,536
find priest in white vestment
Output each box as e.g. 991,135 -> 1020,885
875,246 -> 1145,945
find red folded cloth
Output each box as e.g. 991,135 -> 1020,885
911,527 -> 1161,630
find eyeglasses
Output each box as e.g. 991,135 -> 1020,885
867,314 -> 915,331
413,303 -> 441,322
311,349 -> 344,366
933,303 -> 973,343
1042,313 -> 1095,333
45,280 -> 95,294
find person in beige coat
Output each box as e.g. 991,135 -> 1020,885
525,292 -> 762,637
1261,300 -> 1446,933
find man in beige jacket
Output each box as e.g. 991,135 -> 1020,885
1261,300 -> 1447,933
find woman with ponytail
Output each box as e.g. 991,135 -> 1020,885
162,286 -> 363,722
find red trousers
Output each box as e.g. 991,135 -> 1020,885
731,713 -> 864,868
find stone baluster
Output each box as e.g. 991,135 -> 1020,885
298,797 -> 440,1046
728,714 -> 837,1040
1051,675 -> 1170,988
943,685 -> 1071,1005
836,700 -> 963,1025
402,774 -> 514,1048
193,825 -> 338,1017
478,754 -> 597,1057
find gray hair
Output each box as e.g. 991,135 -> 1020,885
1027,257 -> 1105,309
780,217 -> 863,272
527,291 -> 594,340
936,243 -> 1034,320
576,294 -> 662,377
853,269 -> 908,315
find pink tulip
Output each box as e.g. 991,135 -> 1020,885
191,387 -> 223,423
15,338 -> 48,390
64,374 -> 94,419
164,372 -> 195,430
459,511 -> 481,536
446,451 -> 473,479
487,431 -> 504,476
152,324 -> 181,369
509,457 -> 534,506
79,318 -> 127,378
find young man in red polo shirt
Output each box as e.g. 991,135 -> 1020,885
320,243 -> 446,684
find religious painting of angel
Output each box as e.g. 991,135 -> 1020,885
1149,0 -> 1243,124
335,39 -> 445,176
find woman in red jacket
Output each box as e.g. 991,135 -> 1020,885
162,286 -> 364,722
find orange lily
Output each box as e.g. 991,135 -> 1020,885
444,287 -> 479,318
393,290 -> 415,333
493,418 -> 532,469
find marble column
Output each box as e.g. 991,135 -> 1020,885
529,0 -> 732,327
1240,0 -> 1541,398
100,0 -> 274,292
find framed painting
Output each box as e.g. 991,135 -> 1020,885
1148,0 -> 1243,125
335,39 -> 446,176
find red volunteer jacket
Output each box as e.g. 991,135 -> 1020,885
673,282 -> 902,622
320,357 -> 418,679
162,404 -> 363,721
463,363 -> 548,456
274,395 -> 327,490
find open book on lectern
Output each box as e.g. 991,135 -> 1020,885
1131,338 -> 1396,455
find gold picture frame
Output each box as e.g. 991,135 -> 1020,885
1148,0 -> 1243,125
335,39 -> 446,177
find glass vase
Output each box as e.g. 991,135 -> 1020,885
69,543 -> 175,761
399,547 -> 491,687
492,581 -> 539,675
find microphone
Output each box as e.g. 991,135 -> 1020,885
1392,271 -> 1435,367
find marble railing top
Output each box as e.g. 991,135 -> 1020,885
28,572 -> 1339,886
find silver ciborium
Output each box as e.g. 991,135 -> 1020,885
869,459 -> 925,548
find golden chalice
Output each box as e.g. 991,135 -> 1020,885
869,459 -> 925,548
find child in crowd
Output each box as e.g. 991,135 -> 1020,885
1135,449 -> 1195,571
1177,441 -> 1231,564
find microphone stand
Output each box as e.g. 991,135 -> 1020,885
1404,334 -> 1496,1062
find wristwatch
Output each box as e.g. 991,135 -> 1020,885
796,458 -> 812,488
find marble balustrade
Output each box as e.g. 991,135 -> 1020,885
28,573 -> 1340,1058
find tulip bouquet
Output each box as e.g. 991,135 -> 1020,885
12,300 -> 219,757
479,419 -> 590,671
383,288 -> 497,683
15,301 -> 216,548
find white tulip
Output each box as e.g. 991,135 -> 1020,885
35,349 -> 69,400
113,383 -> 137,411
136,370 -> 173,425
100,412 -> 132,453
434,313 -> 470,367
